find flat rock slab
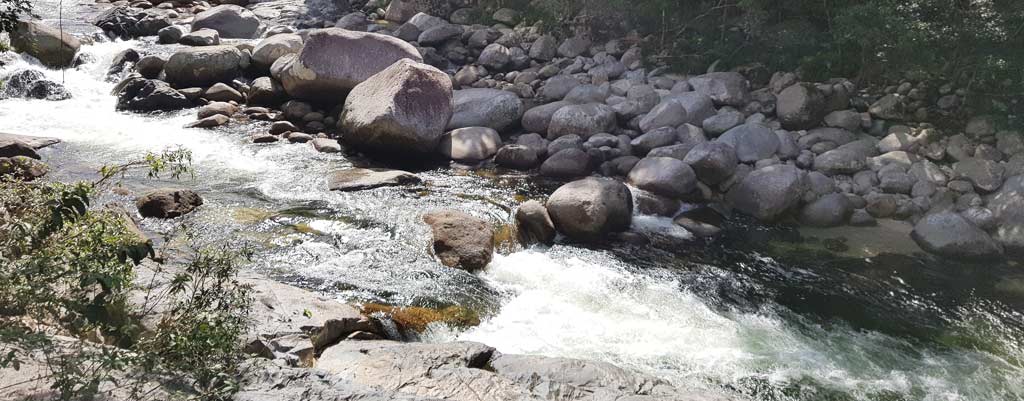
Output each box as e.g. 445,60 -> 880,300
328,168 -> 421,192
0,132 -> 61,149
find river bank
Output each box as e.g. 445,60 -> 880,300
2,0 -> 1024,400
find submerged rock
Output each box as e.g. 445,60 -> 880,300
327,168 -> 421,192
422,210 -> 494,271
546,177 -> 632,241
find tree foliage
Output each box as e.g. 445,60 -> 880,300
484,0 -> 1024,93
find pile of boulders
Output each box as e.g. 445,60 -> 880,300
79,0 -> 1024,260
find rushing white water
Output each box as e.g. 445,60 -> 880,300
450,249 -> 1024,400
4,41 -> 1024,401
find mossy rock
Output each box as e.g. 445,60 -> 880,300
361,303 -> 480,332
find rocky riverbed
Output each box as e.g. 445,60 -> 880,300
3,0 -> 1024,399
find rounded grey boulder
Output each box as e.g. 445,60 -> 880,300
799,193 -> 853,227
515,200 -> 556,245
716,123 -> 780,163
727,164 -> 808,221
547,103 -> 616,140
777,83 -> 826,130
438,127 -> 502,162
252,33 -> 302,70
546,177 -> 632,241
627,157 -> 697,199
911,211 -> 1003,260
340,59 -> 453,154
276,28 -> 423,101
164,45 -> 244,87
191,5 -> 260,39
683,141 -> 738,185
540,148 -> 591,179
447,89 -> 524,133
521,101 -> 568,135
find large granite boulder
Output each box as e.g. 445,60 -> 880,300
727,164 -> 807,221
10,21 -> 80,68
191,5 -> 261,39
777,83 -> 826,130
422,210 -> 494,271
546,177 -> 632,240
164,45 -> 244,87
340,59 -> 453,154
275,28 -> 423,100
446,89 -> 524,132
911,211 -> 1003,260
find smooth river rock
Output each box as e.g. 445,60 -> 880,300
546,177 -> 632,241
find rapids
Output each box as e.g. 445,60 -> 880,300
3,14 -> 1024,401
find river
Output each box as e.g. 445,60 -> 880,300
3,5 -> 1024,400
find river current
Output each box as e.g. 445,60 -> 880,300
3,7 -> 1024,400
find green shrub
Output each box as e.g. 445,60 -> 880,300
0,149 -> 253,401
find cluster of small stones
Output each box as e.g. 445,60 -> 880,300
66,0 -> 1023,261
